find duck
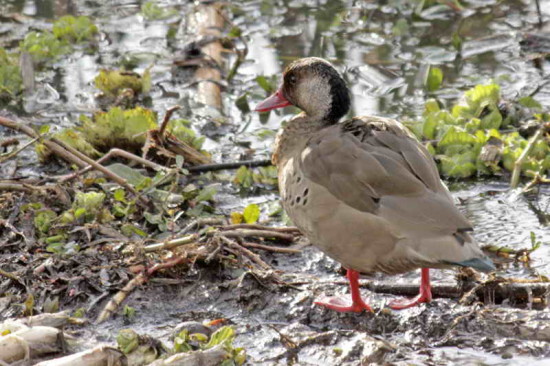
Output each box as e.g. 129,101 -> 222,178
255,57 -> 495,312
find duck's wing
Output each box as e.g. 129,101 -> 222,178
300,116 -> 473,235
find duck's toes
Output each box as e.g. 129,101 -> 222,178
387,291 -> 432,310
314,295 -> 373,313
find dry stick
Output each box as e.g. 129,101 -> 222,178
60,148 -> 166,183
221,229 -> 295,242
142,234 -> 198,253
219,235 -> 272,271
0,182 -> 60,193
50,138 -> 150,207
522,173 -> 550,194
510,124 -> 547,188
187,159 -> 272,173
0,183 -> 33,192
0,116 -> 87,168
242,242 -> 301,254
158,105 -> 181,136
0,136 -> 40,164
220,223 -> 300,233
146,255 -> 187,276
0,137 -> 19,148
96,273 -> 147,323
180,217 -> 227,234
0,268 -> 21,282
96,253 -> 192,323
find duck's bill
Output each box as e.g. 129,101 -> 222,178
255,89 -> 291,112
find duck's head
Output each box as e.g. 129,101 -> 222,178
255,57 -> 351,123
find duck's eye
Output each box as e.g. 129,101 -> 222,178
288,74 -> 297,85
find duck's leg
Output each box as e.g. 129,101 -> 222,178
314,269 -> 373,313
388,268 -> 432,310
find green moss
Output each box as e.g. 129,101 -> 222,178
0,49 -> 22,101
20,31 -> 71,63
36,128 -> 102,162
167,119 -> 206,151
141,1 -> 177,20
94,69 -> 151,98
79,107 -> 157,152
52,16 -> 98,43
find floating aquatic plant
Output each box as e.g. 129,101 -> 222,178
407,83 -> 549,179
0,49 -> 22,101
52,15 -> 98,43
20,31 -> 71,64
94,68 -> 151,99
19,15 -> 98,64
79,107 -> 157,152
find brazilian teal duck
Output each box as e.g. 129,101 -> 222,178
255,57 -> 495,312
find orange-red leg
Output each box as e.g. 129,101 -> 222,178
314,269 -> 373,313
388,268 -> 432,310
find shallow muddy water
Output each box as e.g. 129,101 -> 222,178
1,0 -> 549,365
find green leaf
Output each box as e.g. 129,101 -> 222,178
121,224 -> 147,237
0,49 -> 22,99
52,16 -> 98,43
141,1 -> 177,20
243,204 -> 260,224
122,305 -> 136,319
255,75 -> 275,94
80,107 -> 157,153
34,210 -> 57,233
106,163 -> 149,186
235,94 -> 250,114
255,128 -> 277,140
113,189 -> 127,203
480,109 -> 502,130
38,125 -> 51,134
530,231 -> 542,252
20,31 -> 72,63
438,126 -> 477,149
94,69 -> 147,98
463,84 -> 500,118
392,18 -> 409,36
426,66 -> 443,92
195,185 -> 218,202
74,207 -> 87,219
424,99 -> 440,115
168,120 -> 206,151
228,26 -> 242,38
518,96 -> 542,110
174,337 -> 193,353
451,32 -> 462,51
189,333 -> 209,343
203,326 -> 235,349
233,166 -> 254,188
422,114 -> 438,140
117,329 -> 139,354
73,308 -> 86,318
439,151 -> 477,178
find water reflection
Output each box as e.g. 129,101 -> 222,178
4,0 -> 75,18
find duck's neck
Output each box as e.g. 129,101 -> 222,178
272,112 -> 335,166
